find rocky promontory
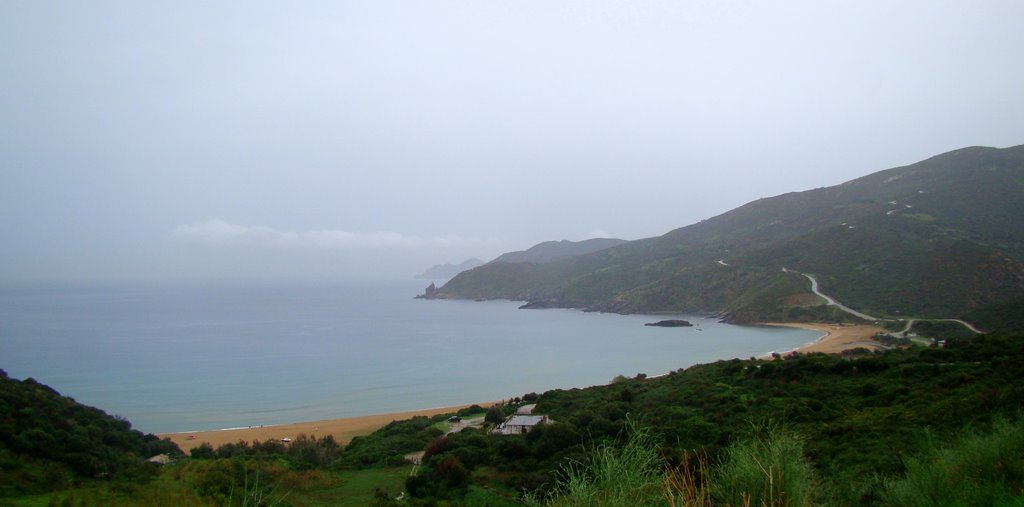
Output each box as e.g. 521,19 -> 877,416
518,299 -> 563,310
414,283 -> 440,299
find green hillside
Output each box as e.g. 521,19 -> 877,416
430,145 -> 1024,323
0,370 -> 180,496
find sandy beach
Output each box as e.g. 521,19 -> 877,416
762,322 -> 885,355
161,323 -> 884,453
161,402 -> 498,453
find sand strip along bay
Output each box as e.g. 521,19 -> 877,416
161,402 -> 500,453
762,322 -> 885,355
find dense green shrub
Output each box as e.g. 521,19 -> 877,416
485,405 -> 507,425
0,370 -> 181,495
882,417 -> 1024,506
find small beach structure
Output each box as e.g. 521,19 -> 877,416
146,454 -> 172,465
494,414 -> 550,435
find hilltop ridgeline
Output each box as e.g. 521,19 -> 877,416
423,145 -> 1024,325
416,259 -> 485,280
489,238 -> 629,264
415,240 -> 628,283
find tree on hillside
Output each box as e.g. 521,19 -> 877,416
485,405 -> 506,425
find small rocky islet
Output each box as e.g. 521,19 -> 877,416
644,319 -> 693,327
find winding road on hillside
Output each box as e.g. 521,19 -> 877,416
941,319 -> 983,334
899,319 -> 916,334
898,318 -> 981,335
781,268 -> 983,334
782,268 -> 880,321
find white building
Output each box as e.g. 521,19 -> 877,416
494,415 -> 549,435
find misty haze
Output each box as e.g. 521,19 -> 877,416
2,2 -> 1023,505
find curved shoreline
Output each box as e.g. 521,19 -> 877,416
162,322 -> 884,453
759,322 -> 884,355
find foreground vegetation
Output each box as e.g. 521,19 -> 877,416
376,332 -> 1024,505
0,370 -> 179,498
528,416 -> 1024,507
3,332 -> 1023,505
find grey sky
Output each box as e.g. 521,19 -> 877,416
2,1 -> 1022,282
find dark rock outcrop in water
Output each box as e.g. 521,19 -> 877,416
645,319 -> 693,327
415,283 -> 440,299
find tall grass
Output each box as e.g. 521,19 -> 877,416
533,422 -> 818,507
881,417 -> 1024,506
227,465 -> 289,507
528,421 -> 665,507
663,451 -> 714,507
707,427 -> 818,507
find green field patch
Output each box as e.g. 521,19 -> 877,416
292,467 -> 412,506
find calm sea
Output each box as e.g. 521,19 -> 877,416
0,281 -> 819,434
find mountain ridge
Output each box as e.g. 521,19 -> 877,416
425,144 -> 1024,324
416,259 -> 485,280
489,238 -> 628,264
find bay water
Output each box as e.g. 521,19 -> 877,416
0,281 -> 819,434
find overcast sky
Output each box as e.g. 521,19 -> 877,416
2,1 -> 1022,283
